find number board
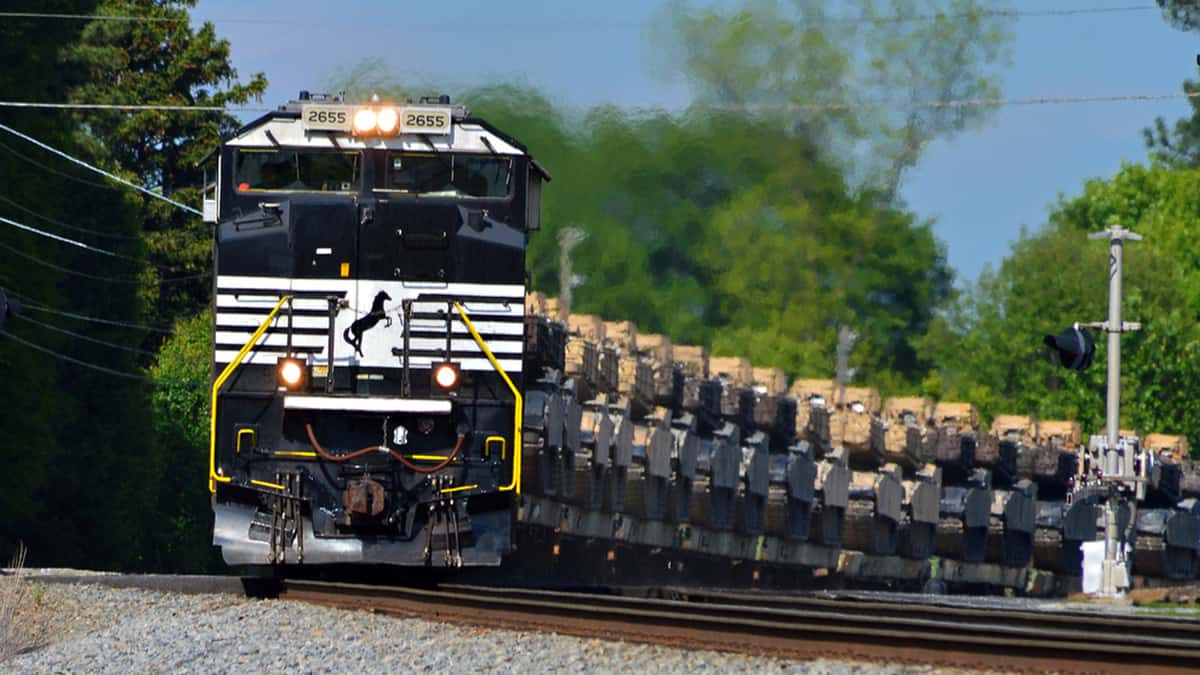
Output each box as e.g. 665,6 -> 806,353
301,104 -> 351,132
400,106 -> 452,135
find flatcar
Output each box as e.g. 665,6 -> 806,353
207,92 -> 549,568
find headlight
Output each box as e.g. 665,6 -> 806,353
432,362 -> 460,391
353,108 -> 378,135
277,357 -> 306,389
376,107 -> 400,135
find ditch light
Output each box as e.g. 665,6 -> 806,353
277,356 -> 308,390
432,362 -> 460,392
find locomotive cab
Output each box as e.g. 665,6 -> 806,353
208,92 -> 547,568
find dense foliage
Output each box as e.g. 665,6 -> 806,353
653,0 -> 1013,202
927,163 -> 1200,449
0,0 -> 262,570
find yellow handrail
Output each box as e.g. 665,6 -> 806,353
209,295 -> 292,493
454,302 -> 522,495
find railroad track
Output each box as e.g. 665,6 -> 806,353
274,579 -> 1200,672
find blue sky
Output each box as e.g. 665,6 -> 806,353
193,1 -> 1199,285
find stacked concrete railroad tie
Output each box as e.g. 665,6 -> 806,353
935,468 -> 993,564
1017,420 -> 1081,500
734,430 -> 772,535
989,415 -> 1035,491
985,480 -> 1038,567
667,412 -> 701,523
606,320 -> 655,419
523,372 -> 567,498
572,396 -> 608,510
604,397 -> 636,513
689,421 -> 741,531
791,381 -> 850,547
791,379 -> 834,457
1127,433 -> 1200,580
924,402 -> 982,484
764,441 -> 818,542
1133,498 -> 1200,580
872,396 -> 933,473
843,464 -> 904,556
626,407 -> 674,521
899,464 -> 942,559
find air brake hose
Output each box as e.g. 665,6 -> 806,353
390,434 -> 465,474
304,422 -> 465,474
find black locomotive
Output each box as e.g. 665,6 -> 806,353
207,92 -> 548,568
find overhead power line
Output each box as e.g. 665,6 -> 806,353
18,301 -> 176,335
0,123 -> 202,216
0,194 -> 144,240
723,90 -> 1200,114
0,239 -> 209,285
0,138 -> 123,191
0,214 -> 140,261
0,100 -> 271,113
0,5 -> 1164,27
0,328 -> 201,387
0,284 -> 178,334
14,313 -> 158,356
6,87 -> 1200,119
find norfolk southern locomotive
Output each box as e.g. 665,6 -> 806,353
207,92 -> 548,568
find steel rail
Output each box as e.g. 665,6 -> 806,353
277,579 -> 1200,668
670,587 -> 1200,633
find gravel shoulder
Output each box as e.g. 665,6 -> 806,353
4,580 -> 978,674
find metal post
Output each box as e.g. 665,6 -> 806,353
1085,224 -> 1142,596
558,226 -> 586,320
1104,233 -> 1123,456
326,296 -> 337,394
402,300 -> 412,397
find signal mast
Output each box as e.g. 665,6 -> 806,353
1045,225 -> 1146,596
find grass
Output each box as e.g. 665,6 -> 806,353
0,543 -> 50,661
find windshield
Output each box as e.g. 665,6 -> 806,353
382,152 -> 511,198
235,149 -> 359,192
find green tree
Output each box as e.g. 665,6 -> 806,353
930,162 -> 1200,448
0,0 -> 159,568
652,0 -> 1015,203
147,311 -> 217,571
1,1 -> 263,570
64,0 -> 266,323
1143,2 -> 1200,166
1158,0 -> 1200,30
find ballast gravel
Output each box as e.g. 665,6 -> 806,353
6,582 -> 971,674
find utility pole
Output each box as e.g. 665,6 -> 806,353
557,226 -> 586,321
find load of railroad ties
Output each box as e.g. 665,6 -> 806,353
516,293 -> 1200,594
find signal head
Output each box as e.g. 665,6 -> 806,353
1044,326 -> 1096,371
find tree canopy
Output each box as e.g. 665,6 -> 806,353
653,0 -> 1014,203
450,88 -> 954,387
927,162 -> 1200,449
0,0 -> 263,570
